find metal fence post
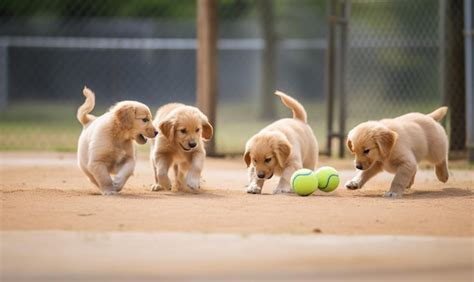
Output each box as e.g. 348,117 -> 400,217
438,0 -> 447,129
338,0 -> 350,159
446,0 -> 466,154
465,0 -> 474,162
325,0 -> 350,158
325,0 -> 337,157
0,38 -> 7,110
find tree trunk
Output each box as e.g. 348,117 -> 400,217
257,0 -> 277,120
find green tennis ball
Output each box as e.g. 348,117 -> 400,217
291,169 -> 318,196
315,166 -> 340,192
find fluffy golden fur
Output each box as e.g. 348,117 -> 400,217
345,107 -> 449,198
77,86 -> 157,195
150,103 -> 213,192
244,91 -> 318,194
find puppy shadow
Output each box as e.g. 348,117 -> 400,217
406,187 -> 473,199
86,191 -> 159,200
160,189 -> 225,199
87,189 -> 225,199
354,187 -> 472,199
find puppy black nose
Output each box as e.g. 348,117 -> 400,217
257,172 -> 265,179
356,164 -> 363,170
188,141 -> 197,148
154,130 -> 159,137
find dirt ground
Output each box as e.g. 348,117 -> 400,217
1,152 -> 473,280
1,152 -> 473,236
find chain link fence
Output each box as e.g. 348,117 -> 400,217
0,0 -> 469,159
345,0 -> 466,157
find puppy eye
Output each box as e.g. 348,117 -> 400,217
264,157 -> 272,163
180,129 -> 187,134
363,149 -> 370,154
142,118 -> 149,123
196,128 -> 200,133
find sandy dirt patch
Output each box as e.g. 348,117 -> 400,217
1,152 -> 473,236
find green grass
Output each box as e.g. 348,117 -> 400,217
0,103 -> 80,151
0,99 -> 445,155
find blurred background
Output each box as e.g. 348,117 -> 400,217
0,0 -> 471,160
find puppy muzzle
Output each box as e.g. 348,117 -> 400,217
257,172 -> 273,180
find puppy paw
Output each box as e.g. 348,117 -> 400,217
345,180 -> 360,190
246,184 -> 262,194
383,191 -> 403,198
151,184 -> 167,192
171,186 -> 181,193
273,186 -> 292,194
186,174 -> 200,190
102,190 -> 118,196
112,180 -> 124,192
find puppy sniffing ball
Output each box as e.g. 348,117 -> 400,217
315,166 -> 340,192
291,169 -> 318,196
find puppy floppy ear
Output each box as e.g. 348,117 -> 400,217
115,104 -> 135,131
243,139 -> 253,167
375,129 -> 398,158
243,150 -> 251,167
273,137 -> 292,168
159,118 -> 175,141
346,138 -> 354,153
200,114 -> 213,140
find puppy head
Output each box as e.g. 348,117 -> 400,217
346,121 -> 398,170
244,132 -> 292,180
159,106 -> 213,152
112,101 -> 158,144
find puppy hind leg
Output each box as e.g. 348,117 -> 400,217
435,160 -> 449,183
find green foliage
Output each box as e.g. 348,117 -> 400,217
0,0 -> 196,19
0,0 -> 258,19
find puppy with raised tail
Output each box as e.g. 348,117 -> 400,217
77,87 -> 158,195
345,107 -> 449,198
150,103 -> 213,192
244,91 -> 319,194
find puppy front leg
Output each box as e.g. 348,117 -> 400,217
384,162 -> 417,198
89,161 -> 116,195
345,162 -> 383,190
185,152 -> 204,190
151,155 -> 172,191
247,167 -> 264,194
113,158 -> 135,192
273,164 -> 300,194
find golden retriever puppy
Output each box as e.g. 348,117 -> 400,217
77,86 -> 158,195
345,107 -> 449,198
150,103 -> 213,192
244,91 -> 318,194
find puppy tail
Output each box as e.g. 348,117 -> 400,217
427,106 -> 448,122
77,86 -> 96,126
274,90 -> 307,123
